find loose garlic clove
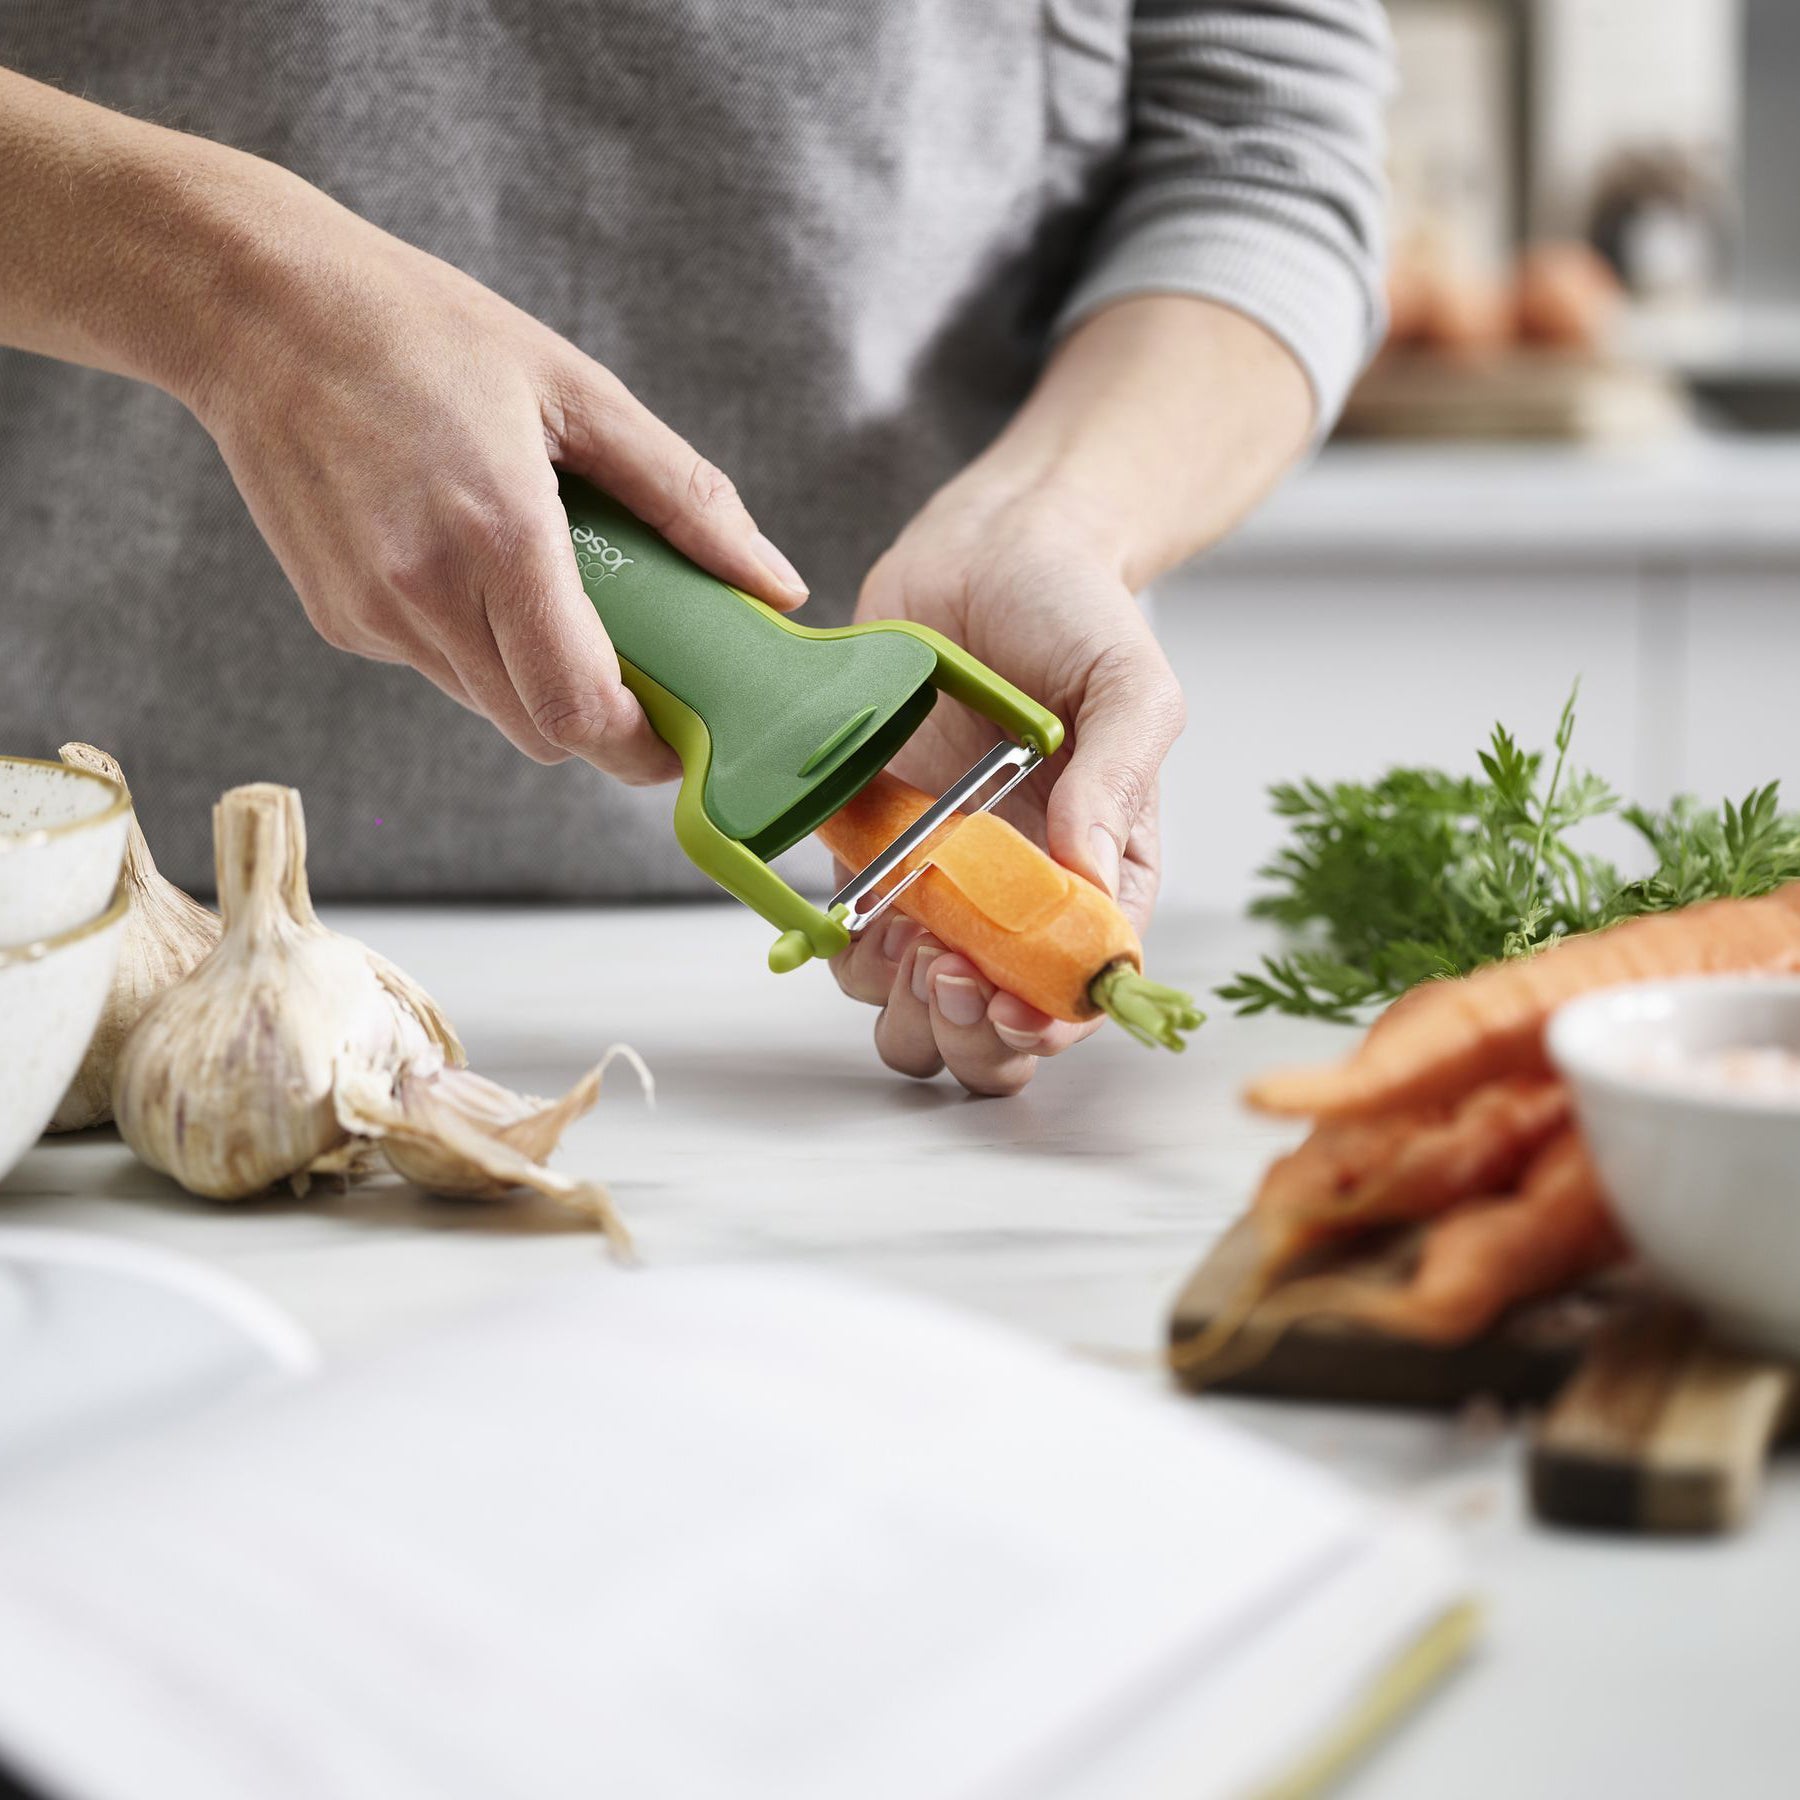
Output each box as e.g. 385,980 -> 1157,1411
334,1046 -> 650,1256
112,783 -> 463,1199
50,744 -> 224,1133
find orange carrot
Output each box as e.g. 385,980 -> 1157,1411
1252,1077 -> 1571,1276
1258,1130 -> 1627,1344
818,771 -> 1202,1048
1246,885 -> 1800,1119
1250,1111 -> 1425,1268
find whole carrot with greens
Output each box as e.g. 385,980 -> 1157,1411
1247,882 -> 1800,1119
817,772 -> 1202,1050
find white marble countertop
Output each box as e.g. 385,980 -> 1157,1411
5,902 -> 1796,1799
1195,434 -> 1800,567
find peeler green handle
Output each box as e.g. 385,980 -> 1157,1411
559,473 -> 1063,973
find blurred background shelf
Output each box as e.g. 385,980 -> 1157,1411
1149,0 -> 1800,916
1202,434 -> 1800,565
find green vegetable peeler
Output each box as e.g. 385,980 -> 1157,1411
560,473 -> 1064,974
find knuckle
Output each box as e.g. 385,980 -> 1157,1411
1124,853 -> 1162,918
683,455 -> 741,519
834,968 -> 881,1008
957,1059 -> 1033,1099
383,493 -> 532,608
830,942 -> 887,1008
309,612 -> 360,655
528,688 -> 610,751
379,536 -> 456,607
861,947 -> 905,1002
548,358 -> 625,438
1150,671 -> 1188,746
537,363 -> 587,452
616,755 -> 671,790
447,488 -> 530,565
874,1013 -> 942,1082
304,596 -> 393,660
1096,757 -> 1150,825
877,1036 -> 941,1082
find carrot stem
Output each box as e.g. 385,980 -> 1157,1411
1088,961 -> 1205,1052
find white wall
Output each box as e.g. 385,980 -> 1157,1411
1151,555 -> 1799,913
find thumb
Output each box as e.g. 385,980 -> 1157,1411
548,352 -> 809,610
1044,639 -> 1185,901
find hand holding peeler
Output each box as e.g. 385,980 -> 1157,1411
560,474 -> 1063,973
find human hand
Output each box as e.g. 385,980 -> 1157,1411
830,477 -> 1184,1095
181,175 -> 808,778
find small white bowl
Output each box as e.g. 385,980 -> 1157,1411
0,888 -> 128,1186
1549,976 -> 1800,1359
0,755 -> 131,948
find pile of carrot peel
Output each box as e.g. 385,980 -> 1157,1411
1178,883 -> 1800,1379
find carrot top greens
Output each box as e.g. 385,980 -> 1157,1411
1219,685 -> 1800,1024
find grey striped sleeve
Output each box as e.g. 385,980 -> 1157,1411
1056,0 -> 1395,435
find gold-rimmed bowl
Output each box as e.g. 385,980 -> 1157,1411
0,886 -> 129,1183
0,754 -> 132,947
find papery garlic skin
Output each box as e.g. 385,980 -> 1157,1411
49,744 -> 224,1133
112,783 -> 462,1199
334,1047 -> 650,1254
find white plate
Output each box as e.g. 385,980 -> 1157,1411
0,1229 -> 317,1479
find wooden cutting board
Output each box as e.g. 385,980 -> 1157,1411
1169,1216 -> 1800,1535
1337,350 -> 1690,443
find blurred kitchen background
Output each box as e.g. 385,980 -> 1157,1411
1157,0 -> 1800,911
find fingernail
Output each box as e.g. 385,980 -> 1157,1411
910,945 -> 939,1004
935,975 -> 985,1027
751,531 -> 808,598
880,915 -> 915,963
1089,825 -> 1122,898
992,1021 -> 1044,1053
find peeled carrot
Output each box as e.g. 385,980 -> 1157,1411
1249,1110 -> 1425,1269
1257,1130 -> 1627,1345
1252,1077 -> 1571,1277
1246,885 -> 1800,1120
817,771 -> 1202,1049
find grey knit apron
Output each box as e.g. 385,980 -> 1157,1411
0,0 -> 1138,896
0,0 -> 1387,896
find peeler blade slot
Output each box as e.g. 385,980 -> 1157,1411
830,741 -> 1041,934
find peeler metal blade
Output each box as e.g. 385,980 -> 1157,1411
829,741 -> 1042,935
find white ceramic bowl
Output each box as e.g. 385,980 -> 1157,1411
0,755 -> 131,947
0,889 -> 128,1186
1548,976 -> 1800,1358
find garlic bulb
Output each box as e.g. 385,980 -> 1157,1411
112,783 -> 463,1198
50,743 -> 223,1132
335,1047 -> 651,1255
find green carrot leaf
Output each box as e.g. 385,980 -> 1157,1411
1221,686 -> 1800,1022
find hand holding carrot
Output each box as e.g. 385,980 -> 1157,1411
826,295 -> 1316,1095
828,475 -> 1185,1096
